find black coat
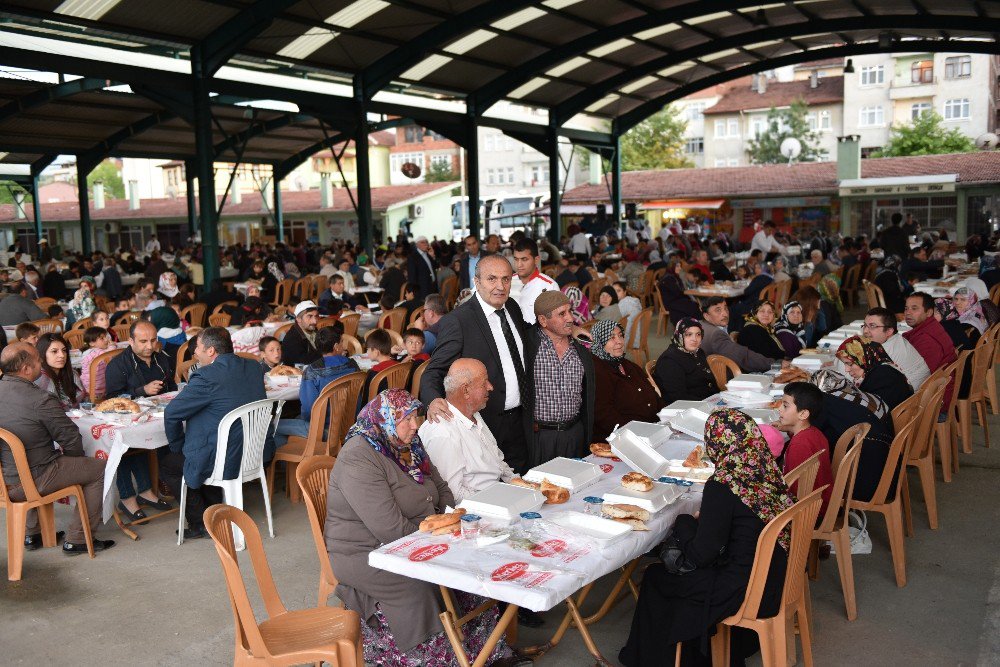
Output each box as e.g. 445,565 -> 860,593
42,271 -> 67,301
620,481 -> 787,666
281,324 -> 321,367
101,267 -> 124,300
860,364 -> 914,413
657,274 -> 701,324
738,323 -> 786,360
880,225 -> 910,262
653,346 -> 717,404
875,271 -> 906,314
814,393 -> 897,502
459,251 -> 490,291
407,250 -> 438,300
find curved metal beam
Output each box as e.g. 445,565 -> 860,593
557,15 -> 1000,123
614,39 -> 1000,135
212,112 -> 313,159
0,77 -> 110,125
77,111 -> 178,171
358,0 -> 538,99
199,0 -> 302,75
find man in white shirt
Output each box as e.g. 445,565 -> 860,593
419,358 -> 515,502
318,255 -> 337,278
513,238 -> 557,325
750,220 -> 786,258
851,308 -> 930,390
145,235 -> 161,254
569,228 -> 591,259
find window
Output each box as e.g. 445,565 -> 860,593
943,98 -> 970,120
484,135 -> 494,151
858,106 -> 884,127
819,110 -> 831,131
727,158 -> 738,167
430,154 -> 451,168
728,118 -> 739,137
714,158 -> 727,167
945,55 -> 971,79
714,119 -> 726,137
486,169 -> 496,185
390,152 -> 425,178
911,60 -> 933,84
860,146 -> 882,158
860,65 -> 884,86
806,113 -> 817,131
684,137 -> 704,154
427,130 -> 446,141
506,167 -> 516,184
504,136 -> 514,151
686,102 -> 706,121
530,165 -> 550,184
911,102 -> 932,119
403,126 -> 424,143
751,117 -> 767,138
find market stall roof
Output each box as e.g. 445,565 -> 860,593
561,152 -> 1000,204
642,199 -> 727,210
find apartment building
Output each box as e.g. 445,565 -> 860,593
672,84 -> 727,168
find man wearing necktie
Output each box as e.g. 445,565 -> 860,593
407,236 -> 438,300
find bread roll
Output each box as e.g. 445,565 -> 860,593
601,503 -> 651,521
682,445 -> 708,468
621,472 -> 653,492
540,478 -> 569,504
589,442 -> 614,458
508,477 -> 540,491
95,397 -> 141,414
432,524 -> 460,536
418,508 -> 466,532
269,365 -> 302,377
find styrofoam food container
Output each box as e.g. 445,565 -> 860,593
523,457 -> 602,492
603,481 -> 684,513
720,390 -> 774,407
726,374 -> 772,391
744,408 -> 779,425
548,511 -> 632,545
608,427 -> 672,478
613,421 -> 673,449
659,400 -> 710,420
458,482 -> 544,523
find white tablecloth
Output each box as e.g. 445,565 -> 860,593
685,280 -> 748,298
369,441 -> 703,612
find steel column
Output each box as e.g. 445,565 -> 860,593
273,175 -> 284,243
76,162 -> 92,254
354,84 -> 373,253
548,122 -> 561,244
185,159 -> 197,240
610,136 -> 622,234
31,175 -> 42,242
192,48 -> 220,288
466,109 -> 481,239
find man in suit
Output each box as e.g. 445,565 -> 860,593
459,235 -> 488,291
161,327 -> 273,540
407,236 -> 438,300
421,254 -> 531,474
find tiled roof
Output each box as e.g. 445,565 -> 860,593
795,58 -> 845,69
561,152 -> 1000,203
703,76 -> 844,115
0,182 -> 458,223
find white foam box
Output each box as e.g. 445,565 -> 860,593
791,354 -> 832,371
603,481 -> 685,513
726,374 -> 773,391
659,400 -> 710,420
614,421 -> 674,449
548,511 -> 632,545
523,457 -> 602,493
719,390 -> 774,407
458,482 -> 544,523
744,408 -> 779,425
608,426 -> 673,478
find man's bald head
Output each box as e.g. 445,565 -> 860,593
0,342 -> 41,380
442,358 -> 492,417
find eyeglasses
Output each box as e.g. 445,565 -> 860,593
861,323 -> 887,330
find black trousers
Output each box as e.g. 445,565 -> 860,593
159,451 -> 222,529
492,407 -> 530,475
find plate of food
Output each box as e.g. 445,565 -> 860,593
665,444 -> 715,483
94,397 -> 145,424
602,473 -> 685,512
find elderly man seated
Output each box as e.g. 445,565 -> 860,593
0,343 -> 114,555
418,358 -> 515,502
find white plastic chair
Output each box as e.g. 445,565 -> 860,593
177,399 -> 284,549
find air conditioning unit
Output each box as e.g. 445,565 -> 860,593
104,222 -> 119,234
408,204 -> 424,218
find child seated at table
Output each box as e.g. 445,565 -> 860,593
776,381 -> 832,513
258,335 -> 283,372
15,321 -> 40,345
110,296 -> 133,326
400,327 -> 429,364
91,309 -> 116,340
79,326 -> 113,399
47,304 -> 64,319
357,328 -> 398,415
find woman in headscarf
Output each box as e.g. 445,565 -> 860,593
874,255 -> 907,314
952,286 -> 996,332
812,368 -> 889,423
620,409 -> 792,667
148,306 -> 187,361
657,258 -> 702,325
65,277 -> 97,325
817,273 -> 844,324
592,285 -> 623,322
324,390 -> 514,666
561,284 -> 590,325
591,320 -> 664,441
934,297 -> 978,350
731,261 -> 774,321
774,301 -> 808,357
652,318 -> 717,404
157,270 -> 179,300
247,260 -> 278,303
739,300 -> 787,360
836,335 -> 913,412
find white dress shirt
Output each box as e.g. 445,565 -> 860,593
569,232 -> 591,256
419,402 -> 515,502
476,291 -> 524,410
750,230 -> 786,255
518,271 -> 558,325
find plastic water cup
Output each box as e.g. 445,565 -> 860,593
583,496 -> 604,515
519,511 -> 541,530
460,513 -> 481,539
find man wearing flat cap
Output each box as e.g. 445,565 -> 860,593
524,290 -> 595,465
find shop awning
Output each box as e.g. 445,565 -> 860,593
641,199 -> 726,210
533,204 -> 598,216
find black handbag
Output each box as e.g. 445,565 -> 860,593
658,534 -> 697,574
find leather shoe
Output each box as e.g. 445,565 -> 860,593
24,531 -> 65,550
517,608 -> 545,628
63,539 -> 115,555
176,525 -> 207,540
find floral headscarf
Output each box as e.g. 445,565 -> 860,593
671,317 -> 703,354
591,319 -> 626,364
818,274 -> 844,313
811,368 -> 887,418
704,409 -> 795,551
774,301 -> 807,347
267,261 -> 285,282
835,335 -> 894,373
346,389 -> 430,484
561,285 -> 590,325
952,287 -> 988,334
934,297 -> 955,321
67,284 -> 96,322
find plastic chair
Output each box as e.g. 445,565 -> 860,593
71,316 -> 93,331
33,318 -> 63,334
209,313 -> 232,328
840,264 -> 861,308
112,323 -> 132,342
64,329 -> 85,350
178,399 -> 284,548
0,427 -> 95,580
339,312 -> 360,338
643,359 -> 660,395
991,282 -> 1000,306
707,354 -> 741,390
293,276 -> 313,301
852,418 -> 917,587
440,275 -> 458,309
627,307 -> 653,365
408,305 -> 425,326
861,280 -> 886,309
367,360 -> 413,402
310,274 -> 329,302
295,455 -> 341,607
33,297 -> 56,311
710,488 -> 825,667
782,450 -> 822,498
202,504 -> 363,666
340,334 -> 362,357
809,423 -> 867,621
378,307 -> 407,333
273,323 -> 293,340
317,317 -> 340,330
937,350 -> 971,475
986,324 -> 1000,416
955,333 -> 993,452
270,279 -> 294,307
758,282 -> 779,305
176,358 -> 198,383
181,303 -> 207,328
410,359 -> 428,397
88,348 -> 125,402
364,327 -> 403,350
903,376 -> 948,531
268,372 -> 365,503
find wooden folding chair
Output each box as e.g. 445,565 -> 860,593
706,354 -> 741,391
202,504 -> 362,666
295,455 -> 342,607
367,361 -> 414,402
0,427 -> 95,580
208,313 -> 232,328
88,348 -> 125,402
711,488 -> 825,667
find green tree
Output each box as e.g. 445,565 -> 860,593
85,160 -> 125,199
0,184 -> 30,205
745,99 -> 823,164
873,111 -> 977,157
618,105 -> 692,171
424,159 -> 459,183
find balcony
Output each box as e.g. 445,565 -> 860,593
889,76 -> 938,100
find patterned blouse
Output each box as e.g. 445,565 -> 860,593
533,333 -> 584,422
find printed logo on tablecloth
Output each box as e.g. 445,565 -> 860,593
95,450 -> 108,460
530,539 -> 566,558
408,543 -> 449,562
90,424 -> 117,439
386,538 -> 419,555
491,562 -> 528,581
599,464 -> 614,473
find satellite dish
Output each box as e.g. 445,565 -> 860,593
976,132 -> 998,150
400,161 -> 421,179
780,137 -> 802,164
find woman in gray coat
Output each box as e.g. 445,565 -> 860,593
325,389 -> 515,666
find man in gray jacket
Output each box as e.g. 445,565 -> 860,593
0,343 -> 113,555
0,284 -> 46,326
698,297 -> 776,373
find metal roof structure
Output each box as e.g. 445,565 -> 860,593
0,1 -> 998,283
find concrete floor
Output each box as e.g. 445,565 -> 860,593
2,312 -> 1000,666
